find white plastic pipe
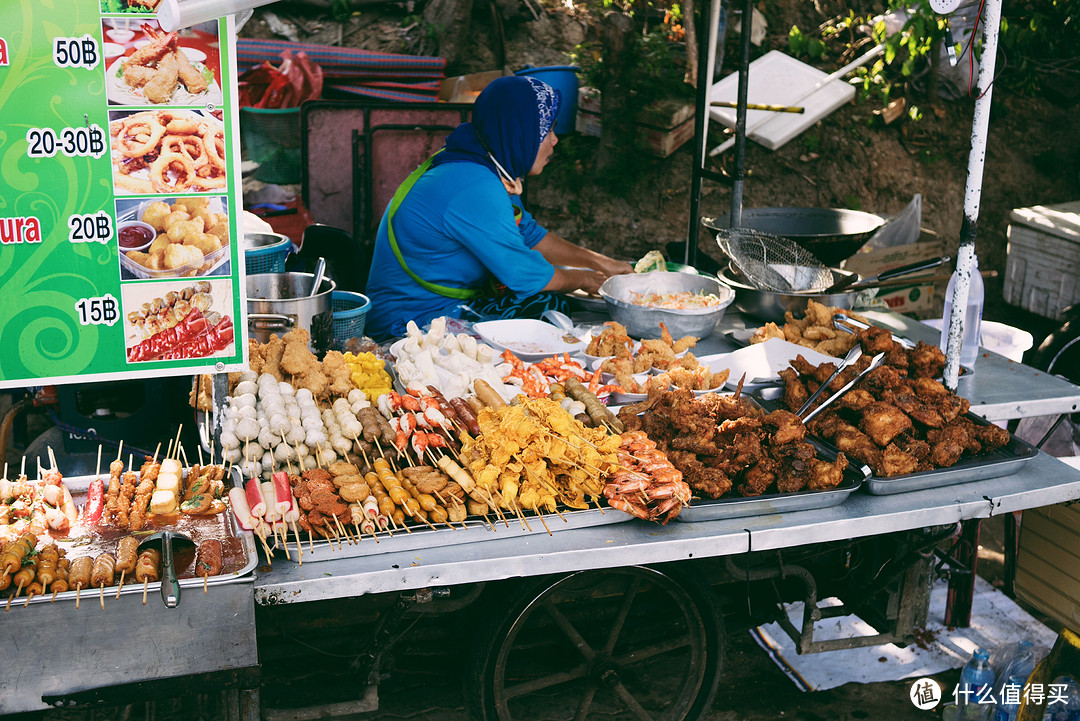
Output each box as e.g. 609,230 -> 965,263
158,0 -> 276,31
943,0 -> 1002,390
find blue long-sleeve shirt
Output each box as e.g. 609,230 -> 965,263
364,161 -> 554,339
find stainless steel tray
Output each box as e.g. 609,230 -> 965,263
280,505 -> 632,562
752,386 -> 1040,496
862,434 -> 1038,495
673,442 -> 868,522
20,472 -> 258,607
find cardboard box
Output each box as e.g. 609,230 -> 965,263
438,70 -> 505,103
1004,200 -> 1080,320
575,86 -> 695,158
1015,501 -> 1080,632
842,237 -> 946,318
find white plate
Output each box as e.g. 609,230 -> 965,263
611,373 -> 667,404
702,338 -> 836,386
107,56 -> 222,107
180,46 -> 207,63
473,319 -> 586,362
103,42 -> 126,60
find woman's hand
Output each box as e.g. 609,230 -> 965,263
593,255 -> 633,277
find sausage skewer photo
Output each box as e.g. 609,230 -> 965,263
69,555 -> 93,610
135,547 -> 162,605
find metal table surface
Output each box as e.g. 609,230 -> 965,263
254,451 -> 1080,604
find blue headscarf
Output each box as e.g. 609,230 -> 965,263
431,75 -> 560,180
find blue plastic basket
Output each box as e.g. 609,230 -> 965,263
331,290 -> 371,344
244,233 -> 292,274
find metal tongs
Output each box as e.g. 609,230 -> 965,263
832,314 -> 916,349
795,345 -> 863,417
800,352 -> 886,423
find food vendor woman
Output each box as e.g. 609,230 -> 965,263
364,76 -> 632,339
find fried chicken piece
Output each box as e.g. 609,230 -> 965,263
262,334 -> 286,381
806,453 -> 848,490
862,365 -> 907,395
937,393 -> 971,423
838,388 -> 876,412
770,441 -> 815,491
698,392 -> 763,421
815,334 -> 860,357
751,322 -> 785,344
858,325 -> 900,355
859,402 -> 913,447
908,341 -> 946,379
790,354 -> 822,379
831,424 -> 883,470
322,350 -> 355,397
738,458 -> 777,497
927,419 -> 982,467
885,391 -> 944,428
764,410 -> 806,445
807,411 -> 844,439
778,368 -> 809,412
973,423 -> 1011,452
880,443 -> 918,477
893,434 -> 932,466
912,377 -> 949,399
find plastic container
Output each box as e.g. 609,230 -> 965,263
331,290 -> 371,346
244,232 -> 293,275
922,320 -> 1033,364
959,647 -> 996,720
993,674 -> 1026,721
940,255 -> 985,369
240,107 -> 302,184
514,65 -> 579,135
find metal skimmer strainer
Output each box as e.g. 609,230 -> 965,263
715,227 -> 834,292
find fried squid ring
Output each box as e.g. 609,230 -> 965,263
161,134 -> 207,171
202,127 -> 226,171
118,115 -> 166,158
150,151 -> 196,192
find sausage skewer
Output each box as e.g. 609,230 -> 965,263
115,536 -> 139,599
69,556 -> 93,609
195,539 -> 222,593
135,547 -> 161,605
91,552 -> 115,610
50,558 -> 70,602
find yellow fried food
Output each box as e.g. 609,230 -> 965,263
147,233 -> 170,258
141,201 -> 171,231
163,243 -> 204,270
167,217 -> 205,243
184,232 -> 222,256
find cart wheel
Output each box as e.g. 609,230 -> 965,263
467,565 -> 724,721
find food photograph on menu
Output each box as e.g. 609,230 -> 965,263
122,278 -> 235,363
109,108 -> 227,194
115,196 -> 231,280
103,19 -> 223,107
100,0 -> 162,16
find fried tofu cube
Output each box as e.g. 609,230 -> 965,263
150,489 -> 177,515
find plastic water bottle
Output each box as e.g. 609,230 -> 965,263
998,641 -> 1038,690
940,255 -> 984,369
960,647 -> 996,720
1043,676 -> 1080,721
995,674 -> 1027,721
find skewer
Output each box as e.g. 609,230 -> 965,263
197,443 -> 204,467
552,506 -> 567,522
51,587 -> 60,603
593,498 -> 606,514
514,505 -> 531,532
95,445 -> 102,477
99,584 -> 105,610
115,570 -> 125,600
142,579 -> 149,605
1,461 -> 6,481
531,505 -> 552,536
75,583 -> 82,609
24,591 -> 35,607
165,439 -> 173,460
6,583 -> 22,611
116,440 -> 124,462
48,446 -> 58,471
20,455 -> 26,479
308,530 -> 315,553
203,575 -> 208,594
152,442 -> 161,464
172,425 -> 184,460
290,522 -> 303,564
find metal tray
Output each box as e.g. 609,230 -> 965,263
752,386 -> 1040,495
19,472 -> 257,607
673,442 -> 869,522
279,505 -> 633,562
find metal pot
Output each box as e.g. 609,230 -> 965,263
704,208 -> 885,266
247,272 -> 336,354
720,265 -> 859,322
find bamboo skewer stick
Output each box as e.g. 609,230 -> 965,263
115,570 -> 125,600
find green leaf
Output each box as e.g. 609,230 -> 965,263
885,40 -> 898,64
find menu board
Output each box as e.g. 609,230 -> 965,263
0,2 -> 247,389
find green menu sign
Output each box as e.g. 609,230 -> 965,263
0,1 -> 247,389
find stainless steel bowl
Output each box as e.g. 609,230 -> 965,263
599,271 -> 735,339
720,265 -> 859,322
